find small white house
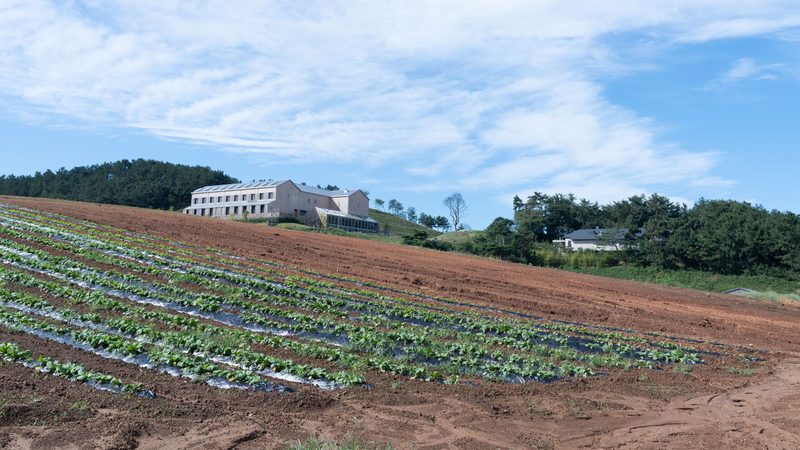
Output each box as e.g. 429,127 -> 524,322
553,227 -> 636,251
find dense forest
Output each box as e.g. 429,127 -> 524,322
0,159 -> 238,210
454,193 -> 800,280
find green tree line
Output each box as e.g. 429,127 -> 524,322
0,159 -> 239,210
458,193 -> 800,279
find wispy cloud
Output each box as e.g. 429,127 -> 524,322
702,57 -> 785,90
0,1 -> 798,207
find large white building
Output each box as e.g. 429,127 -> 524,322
184,180 -> 378,233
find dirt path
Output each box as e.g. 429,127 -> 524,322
580,359 -> 800,449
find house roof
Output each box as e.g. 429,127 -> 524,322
192,179 -> 364,197
562,227 -> 635,242
295,184 -> 362,197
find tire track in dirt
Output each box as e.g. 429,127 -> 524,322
588,359 -> 800,449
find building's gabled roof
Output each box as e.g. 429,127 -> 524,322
295,184 -> 363,197
192,180 -> 288,193
192,179 -> 364,197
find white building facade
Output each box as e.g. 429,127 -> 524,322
183,180 -> 378,233
553,227 -> 635,251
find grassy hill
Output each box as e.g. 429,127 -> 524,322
434,230 -> 483,245
368,208 -> 441,237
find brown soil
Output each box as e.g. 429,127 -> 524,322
1,195 -> 799,449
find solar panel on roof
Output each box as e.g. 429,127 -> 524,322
193,179 -> 295,193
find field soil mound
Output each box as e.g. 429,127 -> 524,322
1,195 -> 799,449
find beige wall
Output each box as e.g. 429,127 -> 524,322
344,191 -> 369,217
332,191 -> 368,217
279,184 -> 331,223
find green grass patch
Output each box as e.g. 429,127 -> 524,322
434,230 -> 483,245
570,265 -> 800,295
673,364 -> 693,375
726,367 -> 756,377
368,209 -> 440,237
741,290 -> 800,303
288,436 -> 392,450
272,223 -> 315,231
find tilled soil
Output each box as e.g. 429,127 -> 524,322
1,196 -> 799,449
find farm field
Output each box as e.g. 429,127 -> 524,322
1,196 -> 799,449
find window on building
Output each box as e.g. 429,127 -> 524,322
299,209 -> 307,216
193,209 -> 197,215
200,209 -> 205,216
234,195 -> 239,201
250,194 -> 255,201
193,198 -> 198,205
268,192 -> 274,199
250,205 -> 256,213
201,197 -> 206,204
259,193 -> 264,200
209,197 -> 213,203
217,196 -> 222,203
234,206 -> 238,214
225,207 -> 230,215
260,205 -> 265,213
225,195 -> 230,202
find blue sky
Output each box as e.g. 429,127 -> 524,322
1,1 -> 799,229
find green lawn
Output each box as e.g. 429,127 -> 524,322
571,265 -> 800,296
434,230 -> 483,245
367,209 -> 441,237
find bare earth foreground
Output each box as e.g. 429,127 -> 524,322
1,196 -> 799,450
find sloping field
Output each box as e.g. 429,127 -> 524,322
1,196 -> 799,449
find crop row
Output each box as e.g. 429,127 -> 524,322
0,304 -> 299,392
0,340 -> 153,397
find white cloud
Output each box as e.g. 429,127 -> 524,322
0,0 -> 798,207
702,57 -> 785,90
